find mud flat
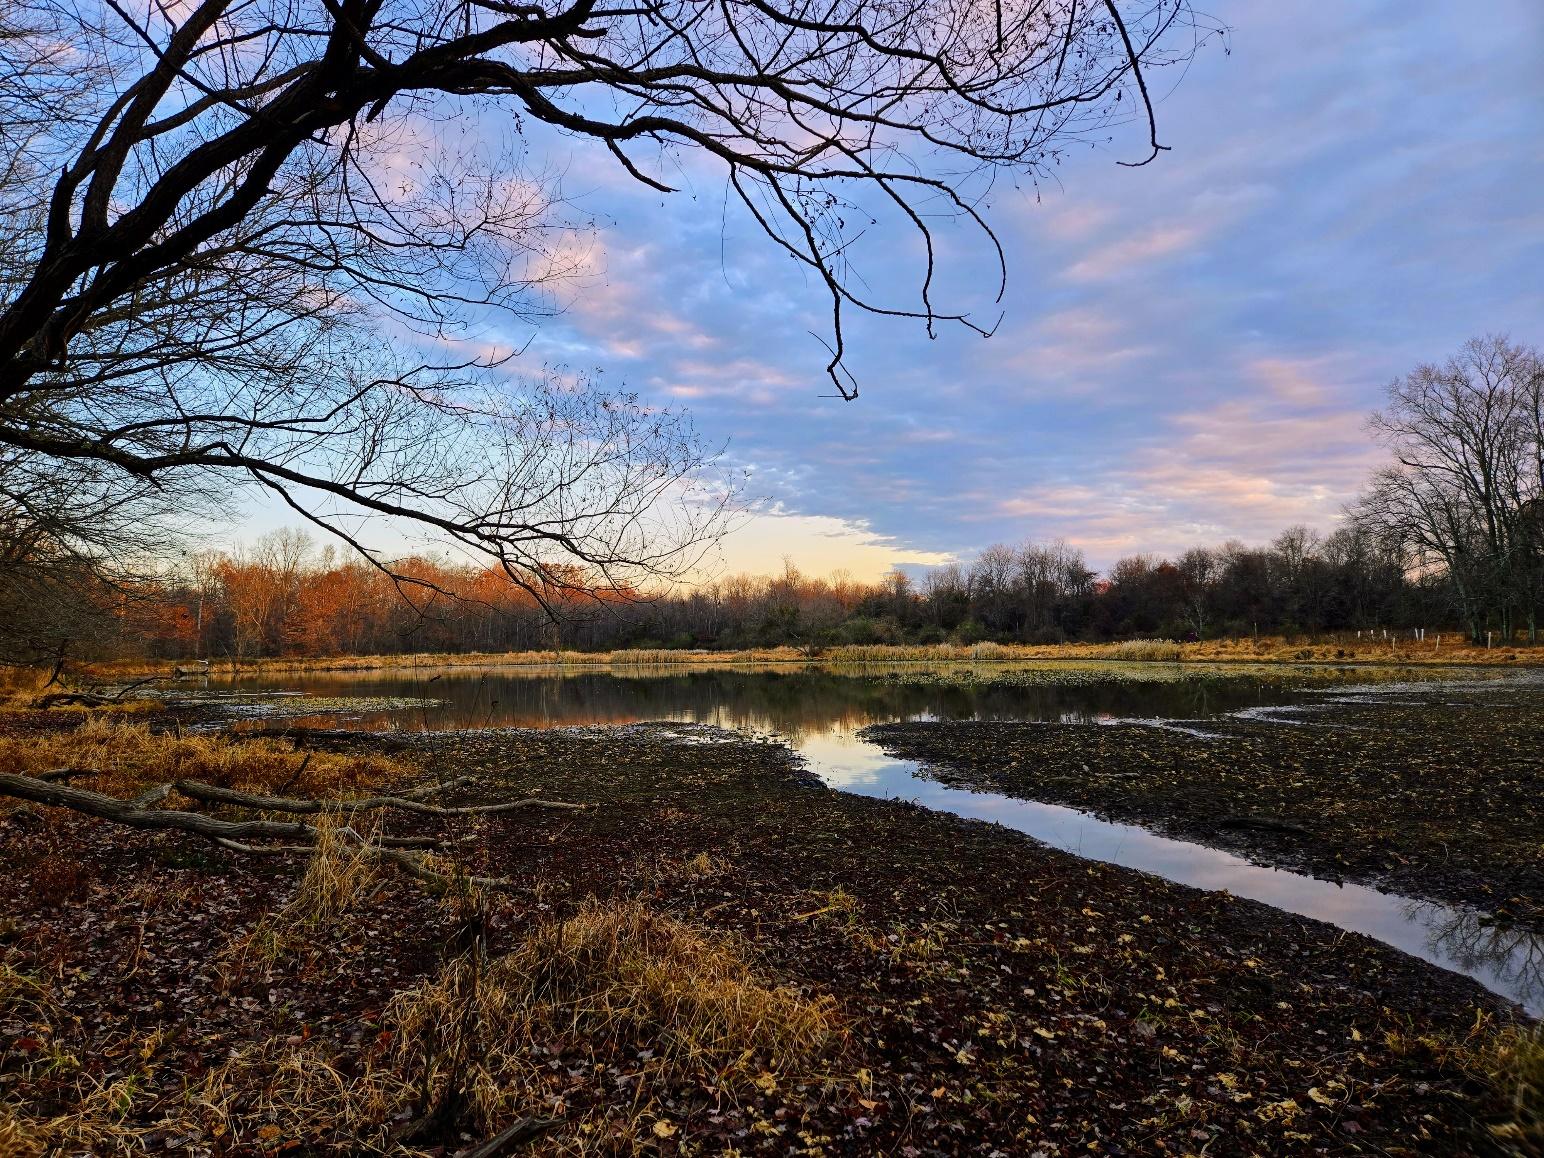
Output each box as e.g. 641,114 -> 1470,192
2,711 -> 1536,1154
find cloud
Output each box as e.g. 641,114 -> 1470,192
1062,223 -> 1207,283
975,353 -> 1385,561
702,511 -> 954,582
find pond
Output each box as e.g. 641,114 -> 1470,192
185,661 -> 1541,1013
196,660 -> 1348,734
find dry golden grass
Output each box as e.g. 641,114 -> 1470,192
0,962 -> 53,1036
1171,634 -> 1537,666
0,962 -> 147,1157
89,645 -> 809,679
0,1117 -> 43,1158
287,816 -> 382,926
0,1108 -> 45,1158
1103,638 -> 1184,661
86,633 -> 1544,682
1383,1016 -> 1544,1156
1480,1023 -> 1544,1154
226,816 -> 384,964
0,715 -> 411,802
196,898 -> 848,1154
0,666 -> 51,703
388,899 -> 845,1135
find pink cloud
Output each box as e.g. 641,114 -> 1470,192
1063,224 -> 1206,283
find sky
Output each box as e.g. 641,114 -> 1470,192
242,0 -> 1544,582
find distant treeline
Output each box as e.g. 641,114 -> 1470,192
3,335 -> 1540,665
76,521 -> 1505,662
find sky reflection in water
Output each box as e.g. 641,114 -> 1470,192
211,664 -> 1541,1014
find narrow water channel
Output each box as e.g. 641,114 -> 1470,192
191,662 -> 1542,1014
796,725 -> 1541,1015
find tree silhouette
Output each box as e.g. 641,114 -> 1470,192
0,0 -> 1211,606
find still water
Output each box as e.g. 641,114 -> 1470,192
193,662 -> 1541,1013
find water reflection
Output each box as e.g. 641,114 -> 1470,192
210,664 -> 1306,739
805,730 -> 1542,1015
1411,902 -> 1544,1010
204,663 -> 1541,1014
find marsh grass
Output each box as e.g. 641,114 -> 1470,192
199,898 -> 848,1153
0,961 -> 159,1157
87,632 -> 1541,683
1103,639 -> 1184,661
0,1107 -> 44,1158
226,815 -> 384,965
286,816 -> 382,928
1481,1023 -> 1544,1153
0,667 -> 50,703
0,715 -> 410,803
0,961 -> 53,1032
1381,1016 -> 1544,1155
392,899 -> 844,1118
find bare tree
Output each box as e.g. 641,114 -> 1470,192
0,0 -> 1213,615
0,448 -> 206,671
1356,336 -> 1544,642
1173,546 -> 1214,637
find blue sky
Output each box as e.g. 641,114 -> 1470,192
245,0 -> 1544,580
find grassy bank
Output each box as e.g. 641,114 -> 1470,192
81,633 -> 1544,683
1,707 -> 1538,1154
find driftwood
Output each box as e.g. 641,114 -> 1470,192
32,676 -> 171,710
0,769 -> 589,889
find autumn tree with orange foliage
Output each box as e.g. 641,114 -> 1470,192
0,0 -> 1214,665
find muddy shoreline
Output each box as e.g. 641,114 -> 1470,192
3,711 -> 1537,1154
862,679 -> 1544,936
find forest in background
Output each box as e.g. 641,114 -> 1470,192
11,520 -> 1517,663
4,336 -> 1542,665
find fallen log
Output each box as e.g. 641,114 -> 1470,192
0,769 -> 580,891
31,676 -> 171,709
173,778 -> 589,818
0,773 -> 320,842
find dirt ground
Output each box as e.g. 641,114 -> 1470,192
2,708 -> 1535,1155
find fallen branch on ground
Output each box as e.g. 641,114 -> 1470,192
30,675 -> 172,709
0,768 -> 581,890
173,778 -> 587,818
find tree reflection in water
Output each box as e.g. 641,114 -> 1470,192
231,664 -> 1309,741
1408,900 -> 1543,1012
